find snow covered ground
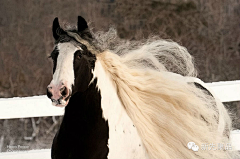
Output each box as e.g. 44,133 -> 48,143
231,129 -> 240,151
0,131 -> 239,159
0,149 -> 51,159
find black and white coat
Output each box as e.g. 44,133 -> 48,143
48,17 -> 148,159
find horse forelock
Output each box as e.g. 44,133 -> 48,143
65,31 -> 101,54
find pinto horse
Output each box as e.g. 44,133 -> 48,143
47,16 -> 238,159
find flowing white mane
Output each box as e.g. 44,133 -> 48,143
67,28 -> 239,159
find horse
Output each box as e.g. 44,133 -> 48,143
47,16 -> 239,159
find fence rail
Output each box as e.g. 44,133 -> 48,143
0,80 -> 239,158
0,80 -> 239,119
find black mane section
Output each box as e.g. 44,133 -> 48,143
51,78 -> 109,159
54,28 -> 102,53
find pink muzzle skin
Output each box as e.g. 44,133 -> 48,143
47,82 -> 71,107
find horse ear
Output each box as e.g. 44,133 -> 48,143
52,17 -> 66,40
52,17 -> 60,40
78,16 -> 88,32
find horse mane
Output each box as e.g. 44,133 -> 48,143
66,28 -> 238,158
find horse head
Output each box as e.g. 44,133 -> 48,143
47,16 -> 96,107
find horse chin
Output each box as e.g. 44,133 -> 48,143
52,99 -> 70,108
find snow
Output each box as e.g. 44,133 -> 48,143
0,149 -> 51,159
0,131 -> 239,159
231,130 -> 240,151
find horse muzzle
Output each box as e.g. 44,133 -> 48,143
47,82 -> 71,107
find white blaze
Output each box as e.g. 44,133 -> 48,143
51,42 -> 80,89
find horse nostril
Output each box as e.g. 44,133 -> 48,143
47,87 -> 52,99
60,86 -> 68,97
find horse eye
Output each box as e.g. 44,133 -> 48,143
75,50 -> 82,59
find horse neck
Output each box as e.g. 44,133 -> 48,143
52,79 -> 109,159
92,59 -> 127,125
62,78 -> 107,133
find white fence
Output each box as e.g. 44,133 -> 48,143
0,80 -> 239,159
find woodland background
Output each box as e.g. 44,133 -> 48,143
0,0 -> 239,152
